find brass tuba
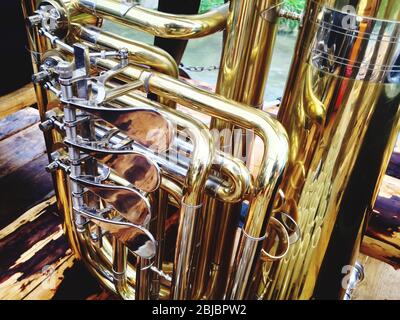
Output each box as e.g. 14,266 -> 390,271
21,0 -> 400,300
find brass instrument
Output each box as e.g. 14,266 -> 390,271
20,0 -> 400,300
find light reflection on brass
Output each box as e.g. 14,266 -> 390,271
65,98 -> 174,152
71,0 -> 229,39
257,0 -> 400,300
65,139 -> 161,193
72,175 -> 151,226
77,207 -> 156,259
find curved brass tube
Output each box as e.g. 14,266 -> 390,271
161,176 -> 183,203
71,0 -> 229,39
199,0 -> 283,299
88,84 -> 215,299
66,0 -> 260,200
101,76 -> 216,300
112,238 -> 134,299
103,82 -> 253,204
79,173 -> 181,299
23,0 -> 286,300
72,24 -> 178,108
136,94 -> 215,300
78,231 -> 173,299
211,151 -> 254,203
144,72 -> 288,300
72,24 -> 179,78
167,105 -> 215,300
90,60 -> 288,299
91,60 -> 287,298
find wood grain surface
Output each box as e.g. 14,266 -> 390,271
0,110 -> 54,229
0,84 -> 36,119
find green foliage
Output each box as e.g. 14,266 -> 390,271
199,0 -> 225,13
280,0 -> 306,34
283,0 -> 306,12
199,0 -> 306,34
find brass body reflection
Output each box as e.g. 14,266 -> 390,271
65,100 -> 174,152
258,0 -> 400,300
77,207 -> 157,259
71,175 -> 151,225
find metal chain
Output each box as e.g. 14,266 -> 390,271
179,62 -> 220,72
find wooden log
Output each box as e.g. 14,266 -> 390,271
0,84 -> 36,119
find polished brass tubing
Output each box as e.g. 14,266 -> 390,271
91,96 -> 217,299
79,173 -> 180,299
114,86 -> 215,300
171,137 -> 253,203
23,1 -> 164,298
103,86 -> 253,203
93,115 -> 249,205
93,59 -> 288,298
62,11 -> 252,203
149,189 -> 167,299
260,0 -> 400,300
23,0 -> 175,299
78,231 -> 116,291
72,24 -> 177,108
25,0 -> 287,298
215,0 -> 280,108
165,107 -> 213,300
198,0 -> 283,299
73,24 -> 179,78
72,23 -> 178,296
101,81 -> 253,203
150,76 -> 287,299
94,69 -> 217,299
161,177 -> 184,203
71,0 -> 229,39
112,237 -> 134,299
99,62 -> 288,299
